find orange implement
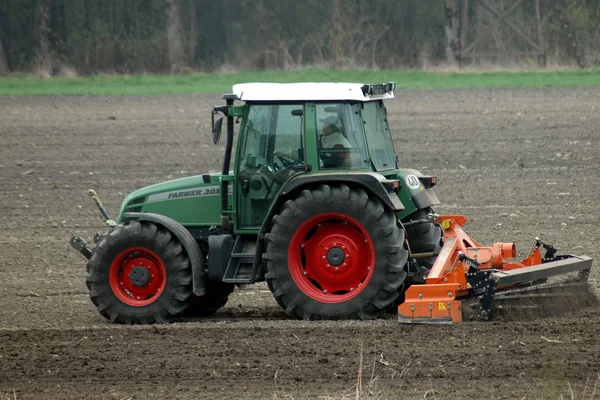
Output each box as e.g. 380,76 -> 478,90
398,215 -> 592,324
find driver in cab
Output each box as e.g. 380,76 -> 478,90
319,116 -> 351,168
274,116 -> 352,168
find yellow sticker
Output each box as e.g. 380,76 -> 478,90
438,302 -> 447,311
441,220 -> 451,229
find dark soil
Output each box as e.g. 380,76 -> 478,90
0,87 -> 599,399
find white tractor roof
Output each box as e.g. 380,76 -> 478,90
231,82 -> 395,102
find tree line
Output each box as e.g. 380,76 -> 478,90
0,0 -> 598,75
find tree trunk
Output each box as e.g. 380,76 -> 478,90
330,0 -> 343,69
0,37 -> 9,74
475,0 -> 485,63
444,0 -> 459,66
38,0 -> 54,75
189,0 -> 196,66
167,0 -> 185,74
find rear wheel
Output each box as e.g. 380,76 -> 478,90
186,281 -> 235,316
265,184 -> 408,320
86,220 -> 193,324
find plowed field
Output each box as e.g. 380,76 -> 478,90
1,87 -> 599,399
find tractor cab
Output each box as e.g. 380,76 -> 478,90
212,82 -> 407,230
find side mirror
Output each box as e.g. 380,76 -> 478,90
213,117 -> 223,144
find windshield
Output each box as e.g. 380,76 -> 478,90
361,101 -> 397,171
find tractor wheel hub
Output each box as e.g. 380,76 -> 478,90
327,248 -> 345,266
129,266 -> 150,287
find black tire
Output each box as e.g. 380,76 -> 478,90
264,184 -> 408,320
403,208 -> 443,269
86,220 -> 193,324
185,281 -> 235,316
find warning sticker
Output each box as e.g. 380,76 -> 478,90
438,302 -> 447,311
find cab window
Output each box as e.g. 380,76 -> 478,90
240,104 -> 304,168
237,103 -> 304,229
361,101 -> 397,171
315,102 -> 368,170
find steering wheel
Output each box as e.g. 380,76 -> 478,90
274,152 -> 302,169
258,162 -> 281,180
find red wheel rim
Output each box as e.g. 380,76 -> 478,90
288,213 -> 375,303
109,247 -> 167,306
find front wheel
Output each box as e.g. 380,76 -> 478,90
264,184 -> 408,320
86,220 -> 193,324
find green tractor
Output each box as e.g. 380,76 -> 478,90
71,82 -> 443,324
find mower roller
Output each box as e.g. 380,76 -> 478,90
69,82 -> 595,324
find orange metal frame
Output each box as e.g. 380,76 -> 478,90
398,215 -> 547,324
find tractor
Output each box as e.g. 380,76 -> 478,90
71,82 -> 593,324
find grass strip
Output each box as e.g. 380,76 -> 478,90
1,68 -> 599,96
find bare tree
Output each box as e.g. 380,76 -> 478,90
330,0 -> 343,69
167,0 -> 185,74
444,0 -> 459,66
0,37 -> 9,74
37,0 -> 54,74
189,0 -> 197,64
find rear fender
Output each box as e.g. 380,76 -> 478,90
395,169 -> 440,220
251,172 -> 405,280
123,212 -> 206,296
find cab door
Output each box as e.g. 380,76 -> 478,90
235,103 -> 305,230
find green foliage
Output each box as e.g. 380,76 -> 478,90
1,69 -> 599,96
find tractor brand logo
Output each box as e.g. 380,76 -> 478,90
405,174 -> 421,190
168,188 -> 218,199
147,185 -> 232,203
